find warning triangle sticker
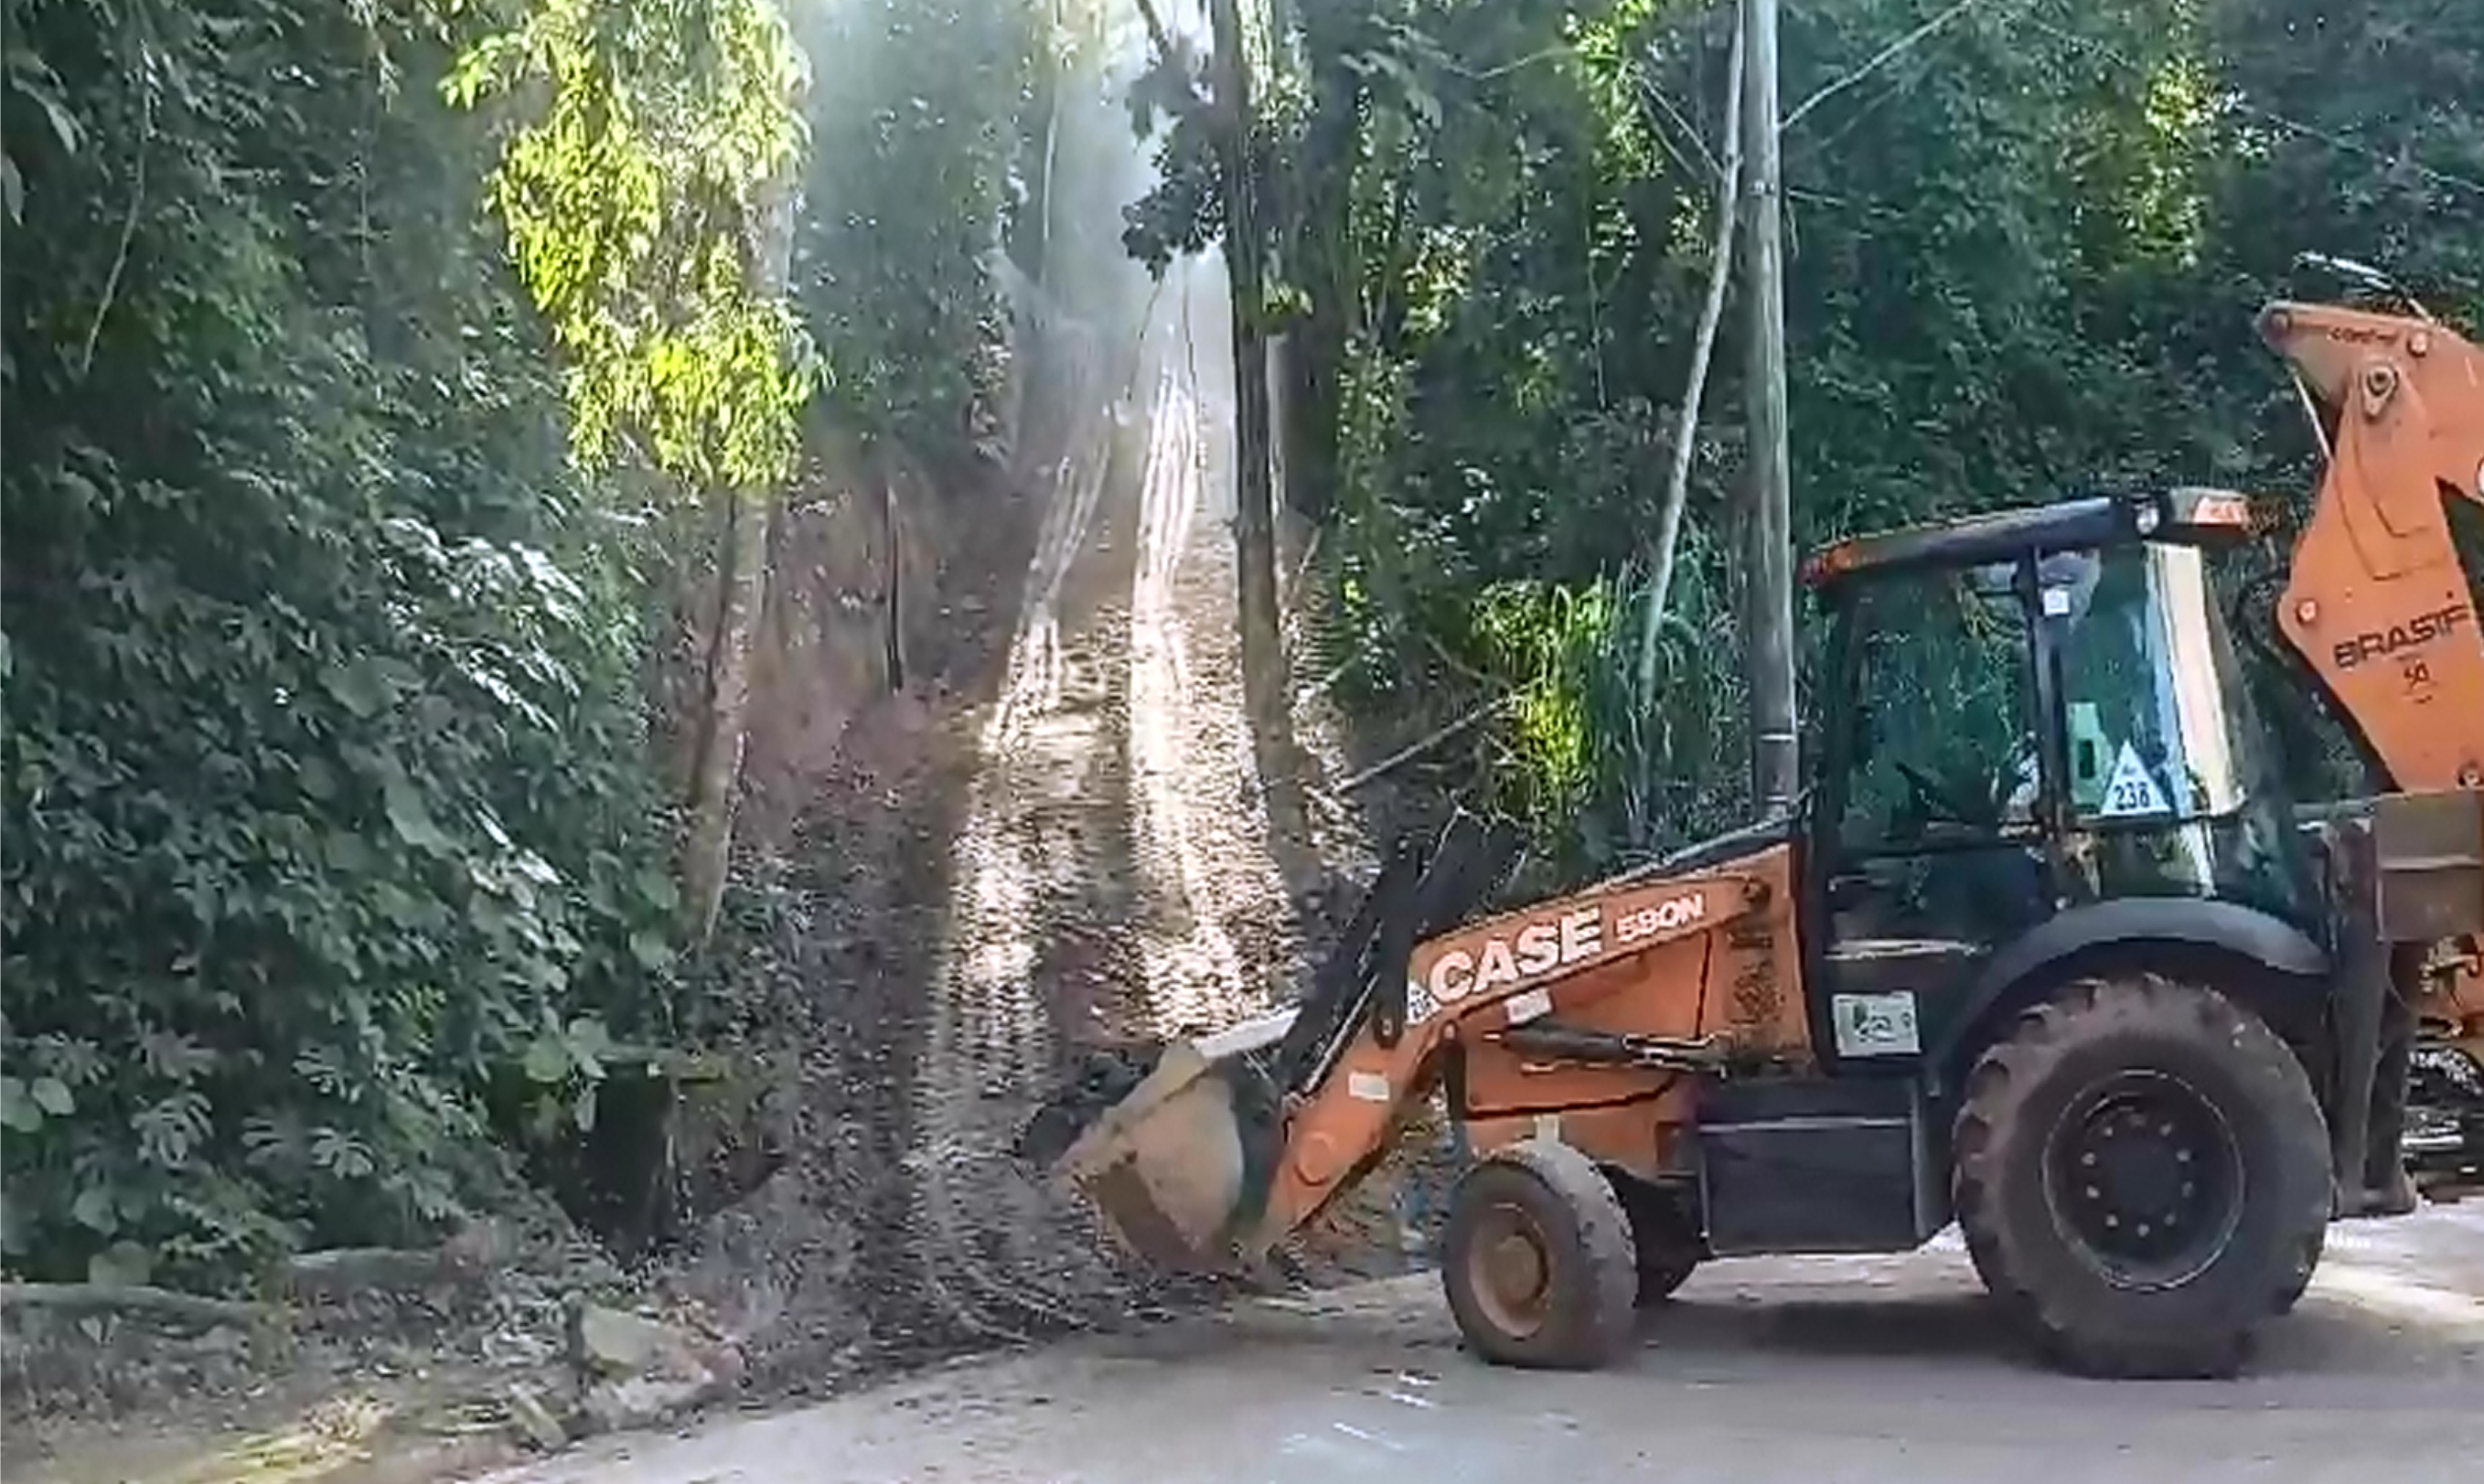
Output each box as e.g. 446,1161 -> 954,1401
2097,741 -> 2170,818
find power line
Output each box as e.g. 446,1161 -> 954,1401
1772,4 -> 2482,203
1782,0 -> 1997,133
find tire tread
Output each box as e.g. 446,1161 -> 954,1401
1952,973 -> 2330,1378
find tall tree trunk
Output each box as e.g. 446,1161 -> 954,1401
1282,22 -> 1362,524
677,125 -> 803,950
1206,0 -> 1298,805
1634,12 -> 1745,704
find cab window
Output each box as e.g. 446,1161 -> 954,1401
2050,543 -> 2250,827
1838,568 -> 2038,853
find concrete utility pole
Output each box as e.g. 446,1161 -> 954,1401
1740,0 -> 1799,817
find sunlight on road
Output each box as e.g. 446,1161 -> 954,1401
2316,1265 -> 2484,1331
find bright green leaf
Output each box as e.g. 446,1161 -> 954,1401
521,1036 -> 569,1085
0,1077 -> 32,1130
381,770 -> 453,854
87,1241 -> 154,1288
626,927 -> 673,971
563,1016 -> 613,1059
29,1075 -> 73,1117
71,1186 -> 119,1235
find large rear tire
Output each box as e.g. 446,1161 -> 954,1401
1441,1139 -> 1637,1370
1953,974 -> 2330,1378
2270,1219 -> 2325,1316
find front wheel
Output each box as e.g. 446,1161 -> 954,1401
1953,974 -> 2330,1378
1440,1140 -> 1638,1370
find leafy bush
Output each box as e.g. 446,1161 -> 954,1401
1,0 -> 677,1287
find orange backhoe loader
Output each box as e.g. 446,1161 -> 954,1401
1024,273 -> 2484,1381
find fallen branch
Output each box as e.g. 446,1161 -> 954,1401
1295,652 -> 1357,707
1283,524 -> 1325,608
279,1242 -> 493,1301
1635,6 -> 1746,700
1333,695 -> 1511,794
1,1282 -> 273,1330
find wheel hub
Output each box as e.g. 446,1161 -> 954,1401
2045,1070 -> 2245,1289
1465,1202 -> 1553,1338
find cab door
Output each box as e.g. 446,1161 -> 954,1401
1804,560 -> 2059,1073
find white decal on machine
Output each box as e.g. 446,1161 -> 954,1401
1504,987 -> 1553,1025
1614,890 -> 1709,945
2098,741 -> 2171,818
1424,904 -> 1603,1005
1831,991 -> 1922,1057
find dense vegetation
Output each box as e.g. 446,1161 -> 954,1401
0,0 -> 1037,1288
4,0 -> 2478,1294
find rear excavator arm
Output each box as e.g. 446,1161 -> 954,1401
2263,300 -> 2484,788
2261,299 -> 2484,1190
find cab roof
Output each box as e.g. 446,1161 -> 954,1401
1798,487 -> 2263,593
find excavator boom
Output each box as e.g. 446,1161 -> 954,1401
2262,298 -> 2484,1192
1049,828 -> 1798,1273
2264,300 -> 2484,791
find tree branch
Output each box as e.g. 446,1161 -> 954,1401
1335,694 -> 1511,794
1,1283 -> 273,1330
76,51 -> 156,384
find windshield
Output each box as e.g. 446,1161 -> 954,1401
2051,542 -> 2268,825
2049,541 -> 2316,921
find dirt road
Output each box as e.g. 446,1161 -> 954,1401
487,1203 -> 2484,1484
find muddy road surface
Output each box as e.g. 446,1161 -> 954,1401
490,1203 -> 2484,1484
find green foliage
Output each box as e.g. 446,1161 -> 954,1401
1,0 -> 1055,1288
435,0 -> 815,485
787,0 -> 1041,454
1,0 -> 678,1286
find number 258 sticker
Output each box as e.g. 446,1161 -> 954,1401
2096,741 -> 2169,818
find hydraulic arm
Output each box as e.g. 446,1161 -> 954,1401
2264,300 -> 2484,790
2263,297 -> 2484,1196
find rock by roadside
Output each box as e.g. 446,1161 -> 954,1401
565,1299 -> 746,1438
0,1217 -> 745,1484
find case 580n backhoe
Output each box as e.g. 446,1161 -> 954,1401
1023,282 -> 2484,1381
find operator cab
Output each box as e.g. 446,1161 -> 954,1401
1799,488 -> 2325,1072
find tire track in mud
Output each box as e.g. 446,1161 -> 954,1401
1127,361 -> 1258,1040
884,264 -> 1295,1354
900,328 -> 1146,1349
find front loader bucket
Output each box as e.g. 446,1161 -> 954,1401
1030,1009 -> 1298,1275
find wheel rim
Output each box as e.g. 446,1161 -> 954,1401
1463,1200 -> 1554,1340
2040,1068 -> 2246,1291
